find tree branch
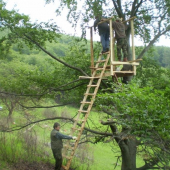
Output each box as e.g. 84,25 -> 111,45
132,0 -> 144,17
2,117 -> 113,136
0,91 -> 45,97
18,103 -> 73,109
112,0 -> 123,17
24,34 -> 89,76
52,82 -> 87,92
100,120 -> 116,125
137,26 -> 170,59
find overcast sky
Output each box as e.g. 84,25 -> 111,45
3,0 -> 170,47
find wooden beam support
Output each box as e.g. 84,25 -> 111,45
130,19 -> 136,75
112,61 -> 139,66
113,71 -> 134,73
97,16 -> 115,26
79,76 -> 100,79
128,58 -> 142,63
90,27 -> 94,75
123,16 -> 136,23
110,19 -> 114,75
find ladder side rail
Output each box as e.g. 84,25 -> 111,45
70,54 -> 103,130
63,55 -> 103,158
70,54 -> 103,132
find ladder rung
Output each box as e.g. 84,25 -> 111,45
96,68 -> 104,70
63,145 -> 74,150
63,155 -> 71,160
62,165 -> 67,170
84,93 -> 95,96
79,76 -> 100,79
78,110 -> 88,113
96,60 -> 106,63
81,101 -> 91,104
71,127 -> 81,131
99,51 -> 110,55
87,85 -> 98,87
90,67 -> 104,70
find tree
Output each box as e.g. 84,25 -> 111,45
45,0 -> 170,85
44,1 -> 170,169
102,87 -> 170,169
1,1 -> 170,169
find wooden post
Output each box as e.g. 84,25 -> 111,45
109,19 -> 114,76
130,19 -> 136,75
90,27 -> 94,75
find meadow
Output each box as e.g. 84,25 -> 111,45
0,99 -> 145,170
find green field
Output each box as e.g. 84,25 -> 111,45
0,101 -> 146,170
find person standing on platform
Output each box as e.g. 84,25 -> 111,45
50,122 -> 77,170
94,16 -> 110,54
112,18 -> 128,62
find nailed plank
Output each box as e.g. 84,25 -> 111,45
95,60 -> 106,63
78,110 -> 88,113
112,61 -> 139,66
87,85 -> 98,87
79,76 -> 100,79
84,93 -> 95,96
80,101 -> 92,104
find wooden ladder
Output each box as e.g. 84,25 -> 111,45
62,52 -> 110,170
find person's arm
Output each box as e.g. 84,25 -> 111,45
56,132 -> 73,140
94,18 -> 100,31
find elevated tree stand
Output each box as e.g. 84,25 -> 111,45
62,17 -> 141,170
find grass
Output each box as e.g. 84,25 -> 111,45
0,100 -> 157,170
0,160 -> 11,170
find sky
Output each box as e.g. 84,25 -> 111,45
3,0 -> 170,47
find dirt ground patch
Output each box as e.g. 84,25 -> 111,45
10,161 -> 74,170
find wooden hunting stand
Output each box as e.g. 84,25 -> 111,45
62,17 -> 141,170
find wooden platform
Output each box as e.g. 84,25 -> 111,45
114,71 -> 134,77
96,71 -> 134,78
80,70 -> 134,79
88,59 -> 142,78
112,61 -> 139,66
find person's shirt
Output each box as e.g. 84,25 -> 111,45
94,17 -> 109,35
112,21 -> 127,39
50,129 -> 72,149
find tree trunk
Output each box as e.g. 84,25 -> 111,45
8,109 -> 13,118
110,125 -> 137,170
122,29 -> 133,84
117,138 -> 137,170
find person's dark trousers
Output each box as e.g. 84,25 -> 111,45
117,38 -> 128,61
100,32 -> 110,52
52,148 -> 62,170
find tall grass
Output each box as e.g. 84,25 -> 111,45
0,104 -> 146,170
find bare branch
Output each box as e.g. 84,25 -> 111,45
132,0 -> 144,17
0,91 -> 45,97
24,34 -> 89,76
100,120 -> 116,125
2,117 -> 113,136
18,103 -> 73,109
137,26 -> 170,59
112,0 -> 124,17
52,82 -> 87,92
